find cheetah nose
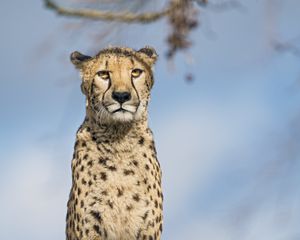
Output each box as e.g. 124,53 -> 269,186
112,91 -> 131,104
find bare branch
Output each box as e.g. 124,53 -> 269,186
45,0 -> 174,23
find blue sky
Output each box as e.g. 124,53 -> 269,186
0,0 -> 300,239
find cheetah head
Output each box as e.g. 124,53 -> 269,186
71,46 -> 157,124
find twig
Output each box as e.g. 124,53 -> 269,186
45,0 -> 175,23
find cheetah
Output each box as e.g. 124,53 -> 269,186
66,46 -> 163,240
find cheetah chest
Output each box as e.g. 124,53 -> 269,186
72,142 -> 162,239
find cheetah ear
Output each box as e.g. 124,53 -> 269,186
70,51 -> 92,69
137,46 -> 158,66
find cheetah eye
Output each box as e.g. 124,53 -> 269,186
96,70 -> 110,80
131,68 -> 143,78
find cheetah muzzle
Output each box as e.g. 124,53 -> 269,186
66,46 -> 163,240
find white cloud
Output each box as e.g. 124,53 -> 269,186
155,94 -> 272,219
152,88 -> 300,240
171,203 -> 300,240
0,146 -> 70,240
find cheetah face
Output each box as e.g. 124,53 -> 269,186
71,47 -> 157,124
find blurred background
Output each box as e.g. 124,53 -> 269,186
0,0 -> 300,239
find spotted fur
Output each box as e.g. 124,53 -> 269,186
66,46 -> 163,240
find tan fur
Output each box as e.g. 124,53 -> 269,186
66,47 -> 163,240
